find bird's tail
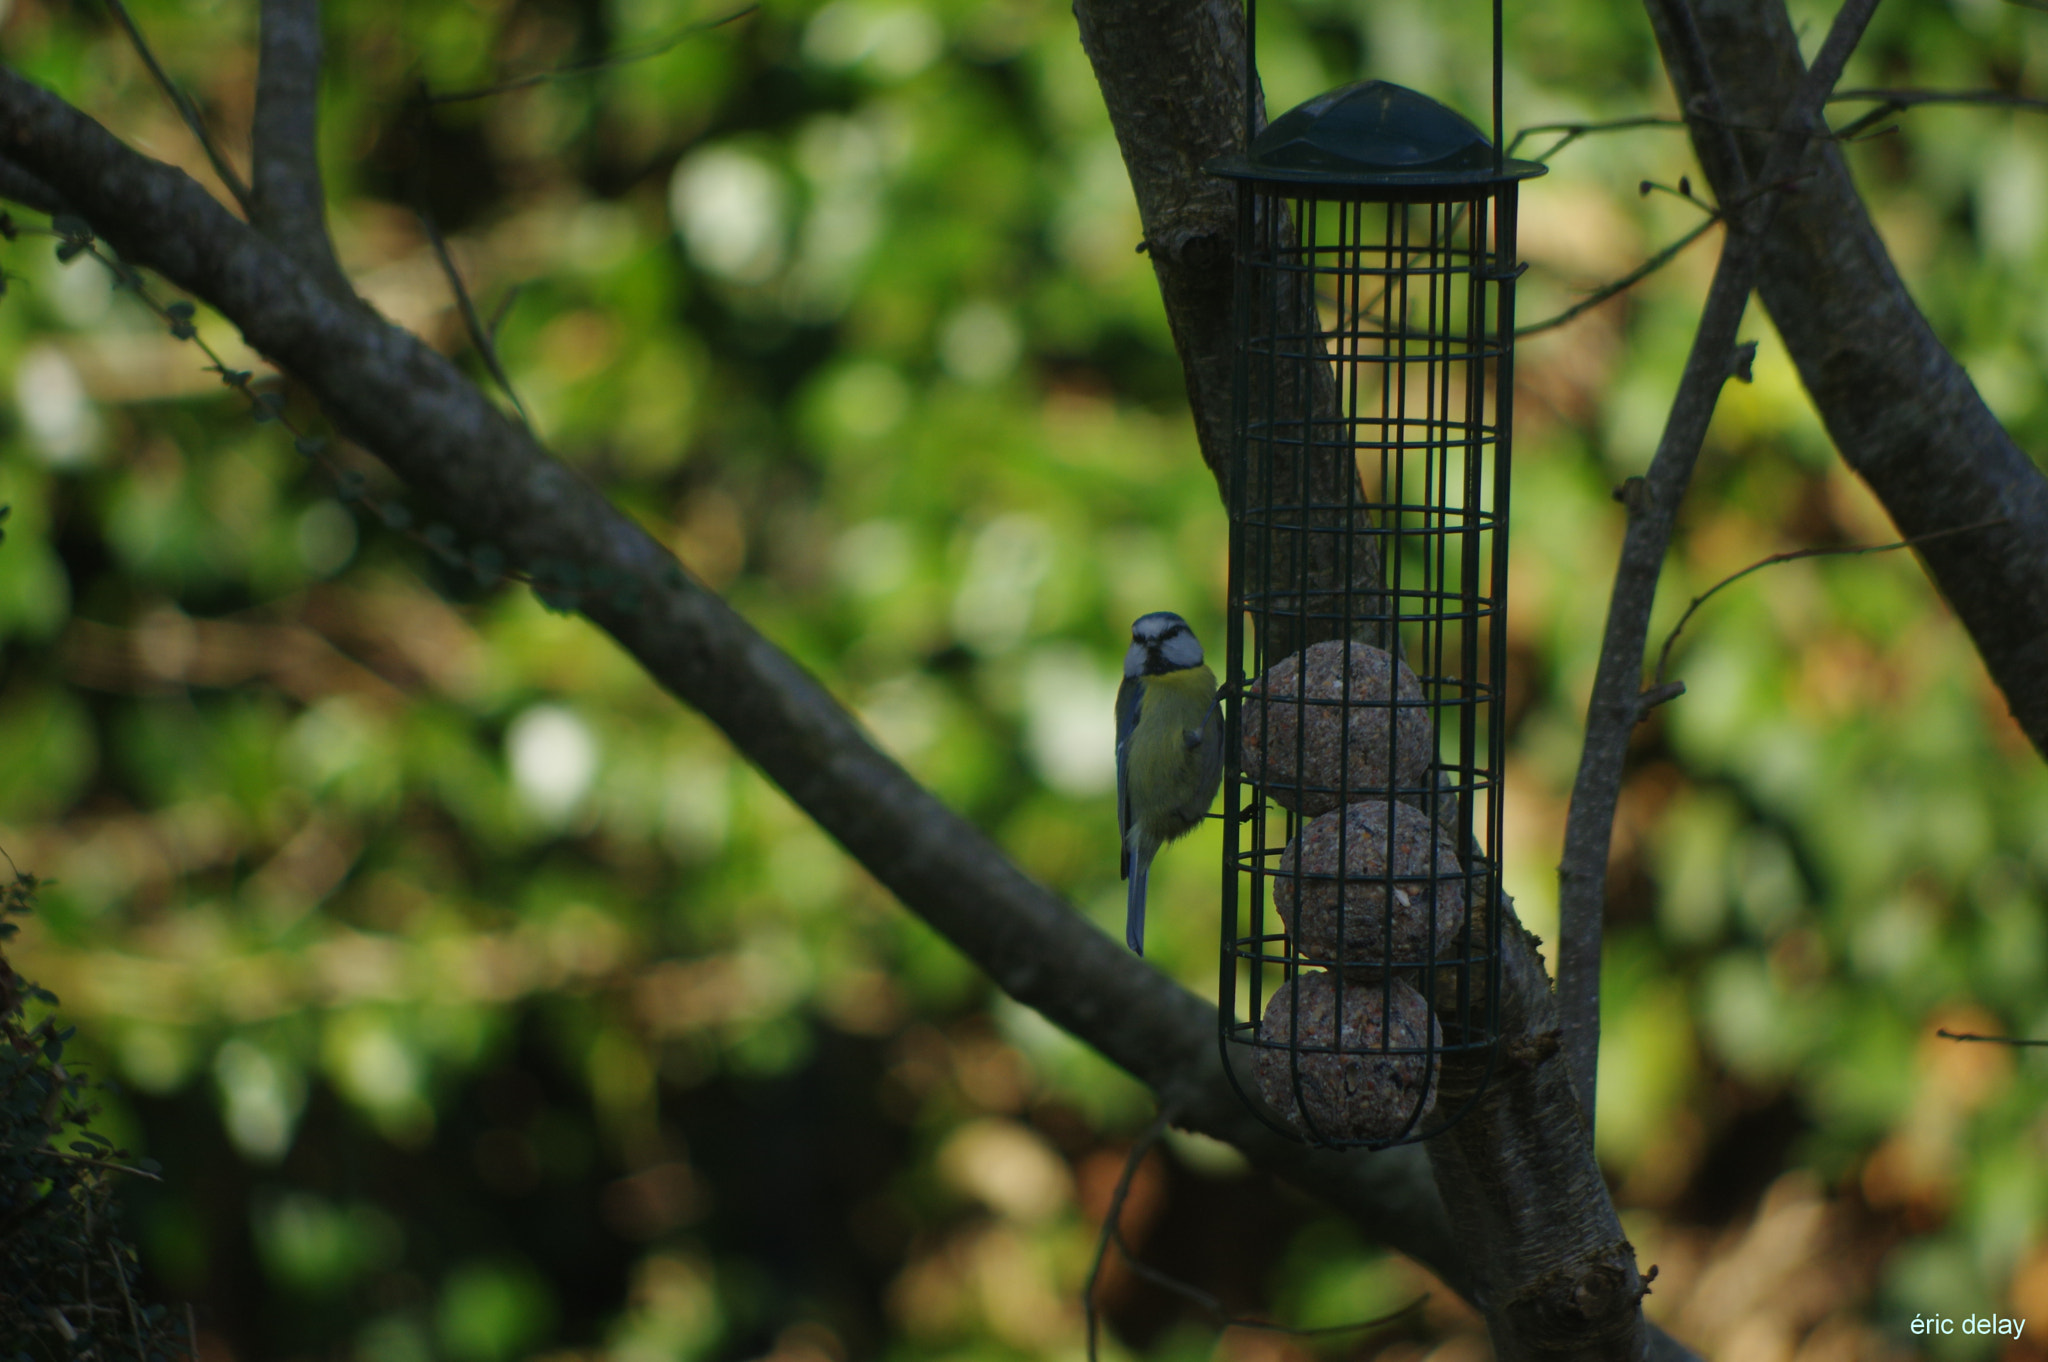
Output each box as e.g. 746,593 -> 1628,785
1126,852 -> 1150,956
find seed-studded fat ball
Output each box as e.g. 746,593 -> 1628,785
1253,971 -> 1440,1143
1274,798 -> 1466,971
1239,641 -> 1433,814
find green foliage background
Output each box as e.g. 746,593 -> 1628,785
0,0 -> 2045,1357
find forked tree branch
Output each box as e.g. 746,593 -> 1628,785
0,50 -> 1709,1362
1555,0 -> 1882,1141
1644,0 -> 2048,757
0,56 -> 1471,1328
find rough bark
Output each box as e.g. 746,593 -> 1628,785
1073,0 -> 1246,484
1074,0 -> 1384,659
1427,909 -> 1646,1361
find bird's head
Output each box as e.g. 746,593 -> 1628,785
1126,611 -> 1205,678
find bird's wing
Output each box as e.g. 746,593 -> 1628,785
1172,677 -> 1226,825
1195,688 -> 1225,805
1115,675 -> 1142,880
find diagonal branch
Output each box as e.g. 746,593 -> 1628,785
1516,214 -> 1720,338
0,55 -> 1469,1312
1555,0 -> 1884,1134
1652,516 -> 2008,688
0,52 -> 1707,1362
419,211 -> 531,426
250,0 -> 353,301
421,5 -> 759,105
1828,87 -> 2048,140
102,0 -> 251,211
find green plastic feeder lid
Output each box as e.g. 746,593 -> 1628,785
1207,79 -> 1546,195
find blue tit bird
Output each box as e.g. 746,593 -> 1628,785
1116,611 -> 1224,956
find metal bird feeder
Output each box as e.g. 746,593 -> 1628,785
1212,7 -> 1542,1148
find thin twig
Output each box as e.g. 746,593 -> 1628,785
1640,177 -> 1715,210
1633,680 -> 1686,723
0,1142 -> 164,1179
102,0 -> 252,210
1085,1108 -> 1171,1362
1508,115 -> 1687,163
1517,217 -> 1720,338
420,214 -> 531,428
1080,1108 -> 1427,1354
1111,1219 -> 1428,1335
1651,517 -> 2007,687
424,5 -> 759,104
1504,86 -> 2041,166
1828,87 -> 2048,140
1518,168 -> 1816,339
487,283 -> 524,345
114,1242 -> 143,1353
1938,1028 -> 2048,1047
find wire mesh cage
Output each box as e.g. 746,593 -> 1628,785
1210,79 -> 1544,1148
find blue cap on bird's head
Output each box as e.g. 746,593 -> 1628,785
1127,612 -> 1204,676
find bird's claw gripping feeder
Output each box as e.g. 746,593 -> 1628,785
1213,5 -> 1542,1147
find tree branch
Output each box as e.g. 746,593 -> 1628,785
0,154 -> 73,216
0,52 -> 1707,1362
0,56 -> 1473,1314
250,0 -> 353,300
1644,0 -> 2048,758
1557,0 -> 1882,1134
